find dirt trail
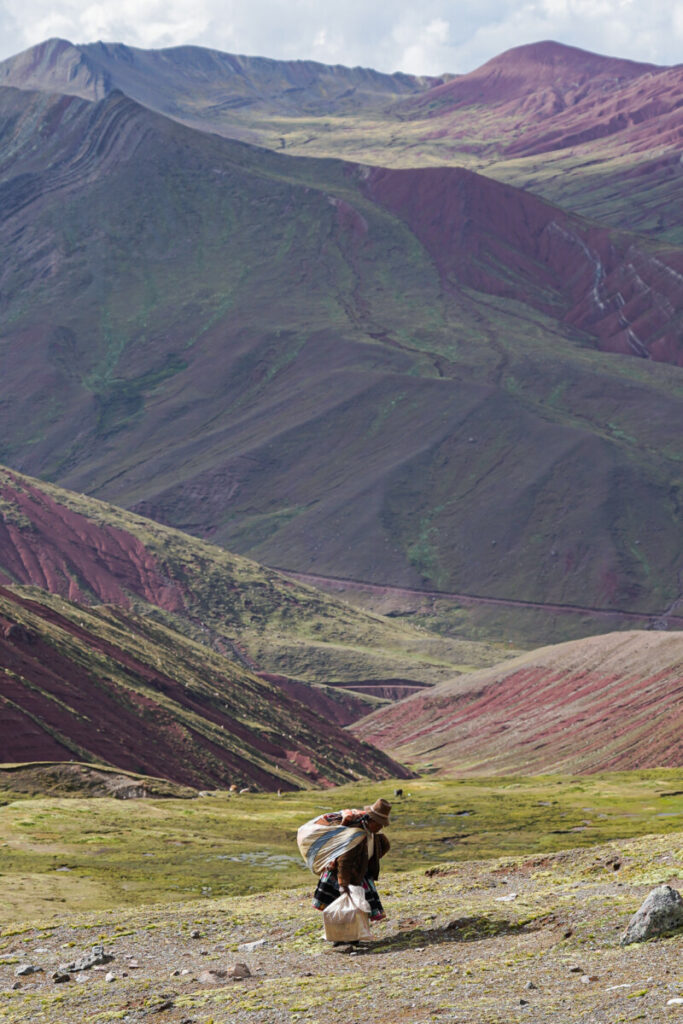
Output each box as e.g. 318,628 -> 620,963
273,568 -> 683,630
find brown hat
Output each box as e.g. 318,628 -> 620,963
364,798 -> 391,827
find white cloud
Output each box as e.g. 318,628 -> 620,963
0,0 -> 682,72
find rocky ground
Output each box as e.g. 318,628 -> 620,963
2,830 -> 683,1023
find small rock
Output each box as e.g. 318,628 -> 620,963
15,964 -> 37,977
569,966 -> 583,973
105,972 -> 116,983
190,929 -> 201,939
198,970 -> 226,985
171,969 -> 181,977
667,998 -> 683,1005
525,981 -> 537,990
150,1000 -> 175,1012
495,893 -> 518,902
622,885 -> 683,945
563,928 -> 573,938
200,949 -> 209,956
581,975 -> 599,984
11,981 -> 21,990
238,939 -> 267,952
228,963 -> 251,980
520,998 -> 529,1005
127,959 -> 140,968
52,972 -> 71,984
180,968 -> 191,975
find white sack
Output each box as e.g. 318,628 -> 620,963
322,885 -> 372,942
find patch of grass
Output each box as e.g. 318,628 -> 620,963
1,771 -> 683,925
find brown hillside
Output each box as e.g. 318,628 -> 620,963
0,584 -> 409,789
353,631 -> 683,775
362,163 -> 683,363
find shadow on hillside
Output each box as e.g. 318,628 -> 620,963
363,915 -> 531,955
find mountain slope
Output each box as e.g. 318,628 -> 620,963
0,465 -> 495,688
0,84 -> 681,622
0,582 -> 409,789
353,631 -> 683,775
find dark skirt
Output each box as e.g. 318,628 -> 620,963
312,869 -> 385,921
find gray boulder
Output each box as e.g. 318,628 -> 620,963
622,885 -> 683,944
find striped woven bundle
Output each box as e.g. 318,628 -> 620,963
296,815 -> 366,875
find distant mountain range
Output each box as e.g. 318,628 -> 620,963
0,37 -> 681,640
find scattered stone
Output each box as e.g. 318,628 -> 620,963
569,966 -> 583,973
228,963 -> 251,980
495,892 -> 518,902
520,998 -> 529,1005
105,972 -> 116,983
622,885 -> 683,945
238,939 -> 267,952
190,929 -> 201,939
127,958 -> 140,968
563,929 -> 573,939
11,981 -> 21,990
171,969 -> 180,977
15,964 -> 38,977
606,984 -> 631,991
150,1000 -> 175,1012
525,981 -> 538,990
667,998 -> 683,1005
59,945 -> 114,973
581,975 -> 599,984
52,972 -> 71,984
180,968 -> 191,975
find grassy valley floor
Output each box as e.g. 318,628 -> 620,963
2,773 -> 683,922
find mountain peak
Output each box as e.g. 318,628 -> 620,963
478,38 -> 661,78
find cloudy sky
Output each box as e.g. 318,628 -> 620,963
0,0 -> 682,73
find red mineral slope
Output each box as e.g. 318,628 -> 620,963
353,631 -> 683,775
361,164 -> 683,363
408,40 -> 656,116
0,470 -> 186,612
0,585 -> 409,789
401,40 -> 683,160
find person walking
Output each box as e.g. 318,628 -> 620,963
312,798 -> 391,923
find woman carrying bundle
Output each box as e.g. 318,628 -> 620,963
311,798 -> 391,923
